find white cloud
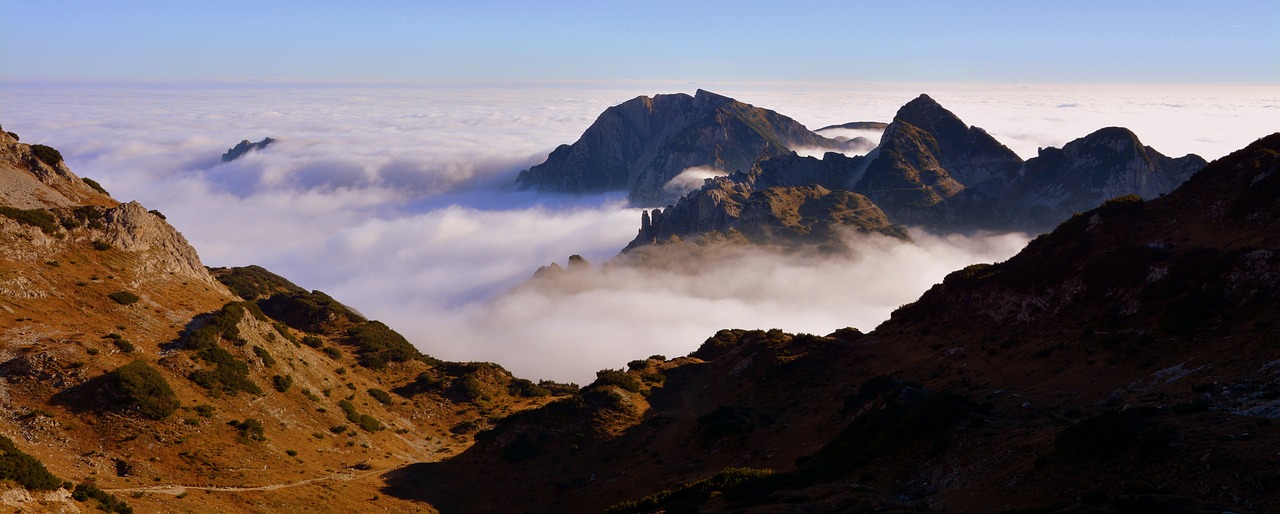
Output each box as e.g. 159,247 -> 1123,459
415,229 -> 1030,383
663,166 -> 728,195
1,81 -> 1272,382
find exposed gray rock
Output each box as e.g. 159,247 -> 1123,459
100,201 -> 222,286
515,90 -> 848,205
221,137 -> 275,163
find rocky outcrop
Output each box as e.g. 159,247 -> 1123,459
220,137 -> 275,163
628,179 -> 906,250
514,90 -> 852,205
0,129 -> 113,209
100,201 -> 219,285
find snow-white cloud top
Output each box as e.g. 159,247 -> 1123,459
663,166 -> 729,195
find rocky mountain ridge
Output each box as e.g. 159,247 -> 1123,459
621,93 -> 1206,250
220,137 -> 275,163
514,90 -> 859,205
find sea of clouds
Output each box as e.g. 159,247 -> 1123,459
1,81 -> 1274,382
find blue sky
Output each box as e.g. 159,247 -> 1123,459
2,0 -> 1276,83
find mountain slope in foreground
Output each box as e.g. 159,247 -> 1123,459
0,127 -> 568,513
386,133 -> 1280,513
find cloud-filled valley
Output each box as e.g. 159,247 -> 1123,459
2,81 -> 1275,382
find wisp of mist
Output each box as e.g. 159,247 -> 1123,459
2,82 -> 1274,382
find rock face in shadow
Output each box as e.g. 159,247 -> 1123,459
622,93 -> 1208,251
1013,126 -> 1207,226
627,177 -> 907,251
220,137 -> 275,163
514,90 -> 853,205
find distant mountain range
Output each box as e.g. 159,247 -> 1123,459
516,91 -> 1205,250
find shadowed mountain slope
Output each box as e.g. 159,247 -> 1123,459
387,133 -> 1280,513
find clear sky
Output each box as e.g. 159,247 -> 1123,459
2,0 -> 1276,83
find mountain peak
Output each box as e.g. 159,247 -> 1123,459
220,137 -> 275,163
692,88 -> 733,107
894,93 -> 960,129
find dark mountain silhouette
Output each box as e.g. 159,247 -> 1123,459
514,90 -> 856,205
220,137 -> 275,162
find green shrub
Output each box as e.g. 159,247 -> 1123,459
183,303 -> 261,396
92,240 -> 113,251
109,360 -> 179,420
0,434 -> 63,490
508,378 -> 550,397
29,144 -> 63,167
112,338 -> 136,353
367,388 -> 393,405
193,404 -> 215,417
259,289 -> 362,332
147,209 -> 165,219
302,335 -> 323,348
252,345 -> 275,367
271,375 -> 293,393
337,400 -> 382,432
108,291 -> 140,305
0,206 -> 58,234
211,265 -> 305,301
590,369 -> 641,393
72,481 -> 132,513
82,177 -> 109,195
344,321 -> 424,369
229,418 -> 266,443
537,380 -> 580,396
273,322 -> 298,346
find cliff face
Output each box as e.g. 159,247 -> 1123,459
515,90 -> 850,205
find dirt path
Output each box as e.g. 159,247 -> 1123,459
103,466 -> 388,496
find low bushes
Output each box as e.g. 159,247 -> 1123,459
108,291 -> 140,305
108,360 -> 179,420
29,144 -> 63,167
337,400 -> 382,432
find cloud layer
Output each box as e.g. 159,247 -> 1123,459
2,81 -> 1274,381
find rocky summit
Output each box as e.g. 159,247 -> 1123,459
220,137 -> 275,163
514,90 -> 856,205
